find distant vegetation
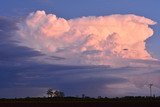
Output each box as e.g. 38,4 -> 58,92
46,89 -> 64,98
0,89 -> 160,107
0,96 -> 160,107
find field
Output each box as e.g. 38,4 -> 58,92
0,97 -> 160,107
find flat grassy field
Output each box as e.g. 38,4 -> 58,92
0,97 -> 160,107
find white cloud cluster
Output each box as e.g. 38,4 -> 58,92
17,10 -> 156,66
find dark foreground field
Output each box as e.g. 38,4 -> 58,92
0,97 -> 160,107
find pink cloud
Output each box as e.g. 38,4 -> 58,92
17,10 -> 156,67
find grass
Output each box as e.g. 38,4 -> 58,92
0,96 -> 160,107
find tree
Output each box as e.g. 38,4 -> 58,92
82,94 -> 85,98
53,90 -> 65,97
47,89 -> 53,97
98,96 -> 102,99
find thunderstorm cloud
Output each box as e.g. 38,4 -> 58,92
1,11 -> 160,98
17,10 -> 156,67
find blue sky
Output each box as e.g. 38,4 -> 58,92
0,0 -> 160,19
0,0 -> 160,98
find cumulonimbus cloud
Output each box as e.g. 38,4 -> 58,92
17,10 -> 156,66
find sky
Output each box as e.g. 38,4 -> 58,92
0,0 -> 160,98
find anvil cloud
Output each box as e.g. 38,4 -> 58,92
17,10 -> 156,66
0,14 -> 160,98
